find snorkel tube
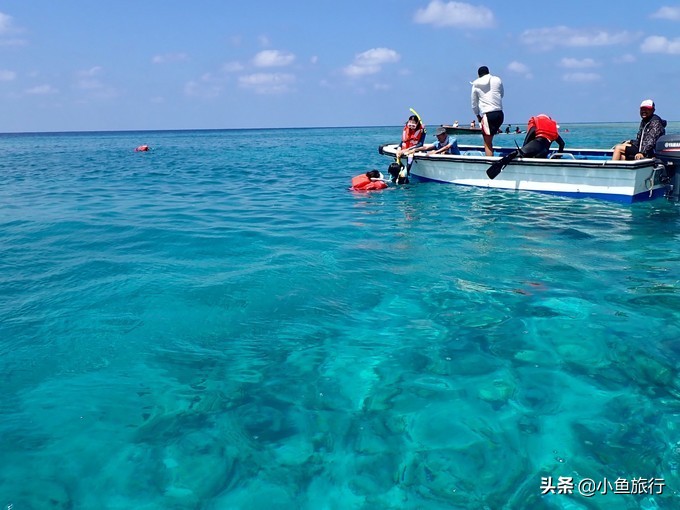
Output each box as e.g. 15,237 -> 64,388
409,107 -> 423,128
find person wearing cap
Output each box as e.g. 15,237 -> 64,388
471,65 -> 504,156
404,126 -> 461,155
612,100 -> 667,160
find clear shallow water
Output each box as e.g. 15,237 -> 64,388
1,124 -> 680,509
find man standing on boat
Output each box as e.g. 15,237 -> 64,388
471,66 -> 504,156
612,99 -> 666,160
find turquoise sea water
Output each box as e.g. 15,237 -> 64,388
1,124 -> 680,509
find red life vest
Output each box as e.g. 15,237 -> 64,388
402,124 -> 424,149
351,174 -> 388,191
527,115 -> 559,142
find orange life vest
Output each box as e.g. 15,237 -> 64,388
402,124 -> 425,149
351,174 -> 388,191
527,115 -> 559,142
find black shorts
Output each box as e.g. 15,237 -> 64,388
624,142 -> 640,160
521,137 -> 551,158
482,111 -> 504,136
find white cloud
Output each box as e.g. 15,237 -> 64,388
78,66 -> 103,78
0,69 -> 16,81
0,38 -> 25,47
253,50 -> 295,67
0,12 -> 15,34
507,61 -> 533,78
520,26 -> 636,50
184,73 -> 224,98
25,84 -> 58,95
651,6 -> 680,21
414,1 -> 494,28
258,35 -> 270,47
152,52 -> 188,64
641,35 -> 680,54
560,57 -> 598,68
77,79 -> 103,90
238,72 -> 295,94
356,48 -> 400,66
76,67 -> 104,90
74,66 -> 117,98
0,11 -> 26,45
222,61 -> 244,73
614,53 -> 636,64
343,63 -> 379,77
563,72 -> 601,82
310,56 -> 318,65
343,47 -> 400,77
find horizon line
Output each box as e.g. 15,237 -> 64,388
0,120 -> 668,137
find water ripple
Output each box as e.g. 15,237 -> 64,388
2,127 -> 680,508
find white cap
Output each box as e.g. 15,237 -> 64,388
640,99 -> 655,109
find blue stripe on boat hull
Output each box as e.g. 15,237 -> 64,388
411,175 -> 669,203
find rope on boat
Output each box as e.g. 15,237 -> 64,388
645,167 -> 658,197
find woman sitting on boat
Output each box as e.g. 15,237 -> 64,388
396,115 -> 426,158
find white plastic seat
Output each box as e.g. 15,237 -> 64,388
463,150 -> 484,156
549,152 -> 575,160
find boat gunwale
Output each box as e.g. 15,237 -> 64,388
378,143 -> 658,170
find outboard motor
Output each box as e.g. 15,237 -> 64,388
654,135 -> 680,200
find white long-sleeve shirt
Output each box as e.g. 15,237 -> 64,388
471,74 -> 504,117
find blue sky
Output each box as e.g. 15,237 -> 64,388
1,1 -> 680,132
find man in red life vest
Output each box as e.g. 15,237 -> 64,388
520,114 -> 565,158
486,114 -> 565,179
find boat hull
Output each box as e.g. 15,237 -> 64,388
379,144 -> 667,203
441,125 -> 482,135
